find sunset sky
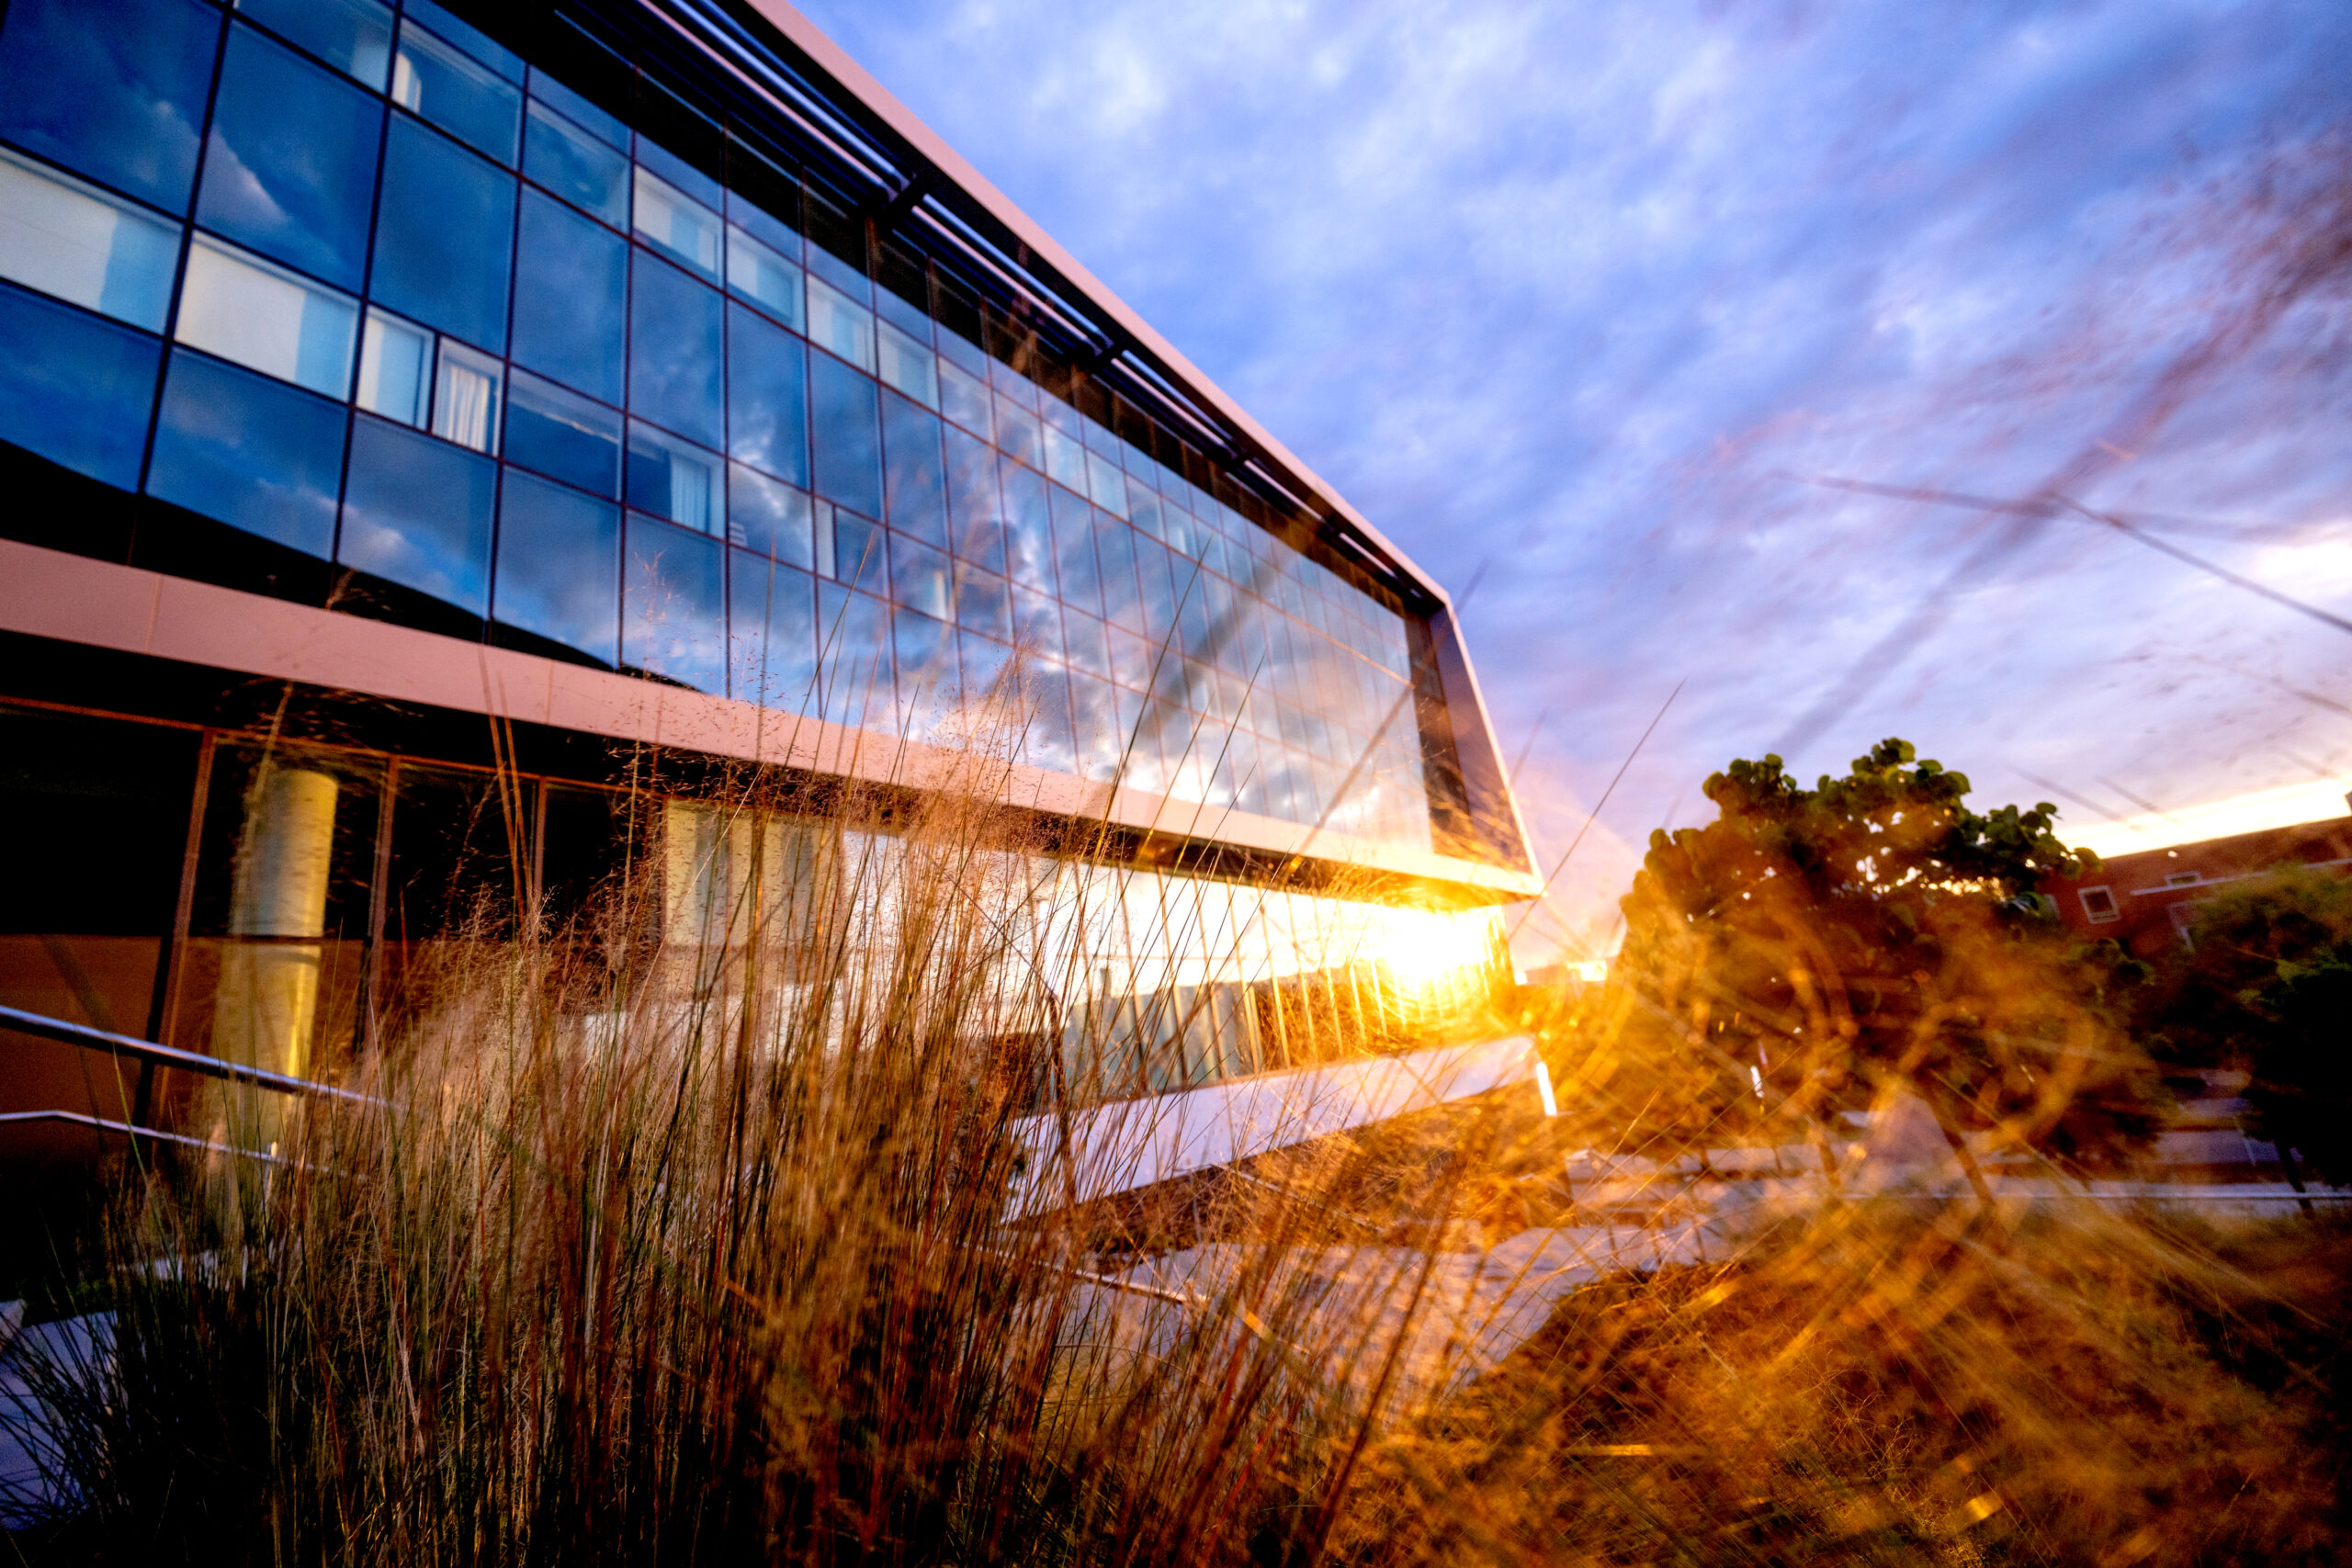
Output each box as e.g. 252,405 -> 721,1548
792,0 -> 2352,960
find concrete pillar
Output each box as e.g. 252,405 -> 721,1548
212,766 -> 339,1083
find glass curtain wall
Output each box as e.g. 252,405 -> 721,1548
125,721 -> 1502,1109
0,0 -> 1439,853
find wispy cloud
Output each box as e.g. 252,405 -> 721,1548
799,0 -> 2352,951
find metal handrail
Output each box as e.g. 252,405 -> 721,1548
0,1005 -> 377,1106
0,1110 -> 287,1163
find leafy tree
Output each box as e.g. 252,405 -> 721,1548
1612,739 -> 2165,1179
2137,867 -> 2352,1185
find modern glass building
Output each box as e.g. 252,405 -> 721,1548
0,0 -> 1535,1150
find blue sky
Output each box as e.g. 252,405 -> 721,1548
791,0 -> 2352,958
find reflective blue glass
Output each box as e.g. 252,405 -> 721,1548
371,116 -> 514,351
891,605 -> 952,739
1135,538 -> 1178,640
1067,671 -> 1120,783
629,254 -> 721,447
147,348 -> 345,557
493,468 -> 617,664
727,548 -> 817,712
237,0 -> 391,89
338,412 -> 494,614
1010,583 -> 1063,667
511,190 -> 624,402
998,458 -> 1054,592
942,426 -> 1001,575
522,100 -> 627,225
1047,480 -> 1100,618
831,508 -> 887,596
727,461 -> 812,569
1062,609 -> 1111,682
0,0 -> 217,214
0,280 -> 162,488
814,581 -> 889,732
888,532 -> 949,621
391,18 -> 520,164
504,369 -> 618,497
725,303 -> 806,485
1095,518 -> 1144,634
401,1 -> 520,80
953,566 -> 1010,644
878,391 -> 946,548
623,514 -> 724,694
937,358 -> 989,439
198,26 -> 381,290
529,73 -> 625,151
808,353 -> 882,520
1024,665 -> 1077,776
624,422 -> 720,534
635,136 -> 720,213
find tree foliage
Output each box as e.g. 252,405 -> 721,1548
1614,739 -> 2165,1165
2137,866 -> 2352,1184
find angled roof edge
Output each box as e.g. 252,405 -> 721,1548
727,0 -> 1453,609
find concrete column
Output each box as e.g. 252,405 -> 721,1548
212,766 -> 339,1082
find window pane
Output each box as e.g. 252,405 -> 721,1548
941,425 -> 998,571
236,0 -> 391,90
390,19 -> 519,164
891,606 -> 952,741
937,358 -> 990,439
432,340 -> 501,453
953,565 -> 1010,643
1062,609 -> 1111,682
1023,664 -> 1078,777
725,224 -> 802,332
0,279 -> 161,488
523,100 -> 628,226
147,347 -> 345,557
629,254 -> 722,447
725,303 -> 807,486
1096,517 -> 1144,633
512,190 -> 625,403
1085,448 -> 1128,516
806,277 -> 872,373
888,533 -> 949,621
1011,583 -> 1063,666
1068,671 -> 1121,784
529,73 -> 626,151
198,25 -> 381,290
992,391 -> 1040,469
338,412 -> 494,614
623,515 -> 724,694
493,468 -> 617,664
726,461 -> 811,570
814,581 -> 889,733
0,150 -> 179,330
356,308 -> 430,426
830,508 -> 886,595
879,392 -> 947,547
875,321 -> 935,409
1041,420 -> 1088,493
808,354 -> 882,519
636,136 -> 719,211
175,237 -> 357,398
624,422 -> 720,535
998,458 -> 1054,592
371,116 -> 514,353
0,0 -> 217,214
632,168 -> 719,279
1048,480 -> 1100,617
504,368 -> 618,497
806,240 -> 868,305
728,549 -> 817,713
